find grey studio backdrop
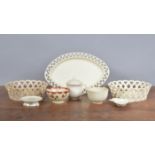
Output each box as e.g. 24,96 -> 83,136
0,34 -> 154,85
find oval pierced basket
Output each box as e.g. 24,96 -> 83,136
108,80 -> 152,102
5,80 -> 48,101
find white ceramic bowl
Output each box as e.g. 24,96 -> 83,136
21,96 -> 43,107
86,87 -> 109,104
46,87 -> 70,104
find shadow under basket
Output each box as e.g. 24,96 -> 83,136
108,80 -> 152,102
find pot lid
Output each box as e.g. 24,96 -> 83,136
67,78 -> 82,86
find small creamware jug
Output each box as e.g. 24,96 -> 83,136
67,78 -> 84,100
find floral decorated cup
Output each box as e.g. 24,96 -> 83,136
46,87 -> 70,104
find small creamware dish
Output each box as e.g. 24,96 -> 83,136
109,98 -> 129,107
21,96 -> 43,107
86,87 -> 109,104
46,87 -> 70,104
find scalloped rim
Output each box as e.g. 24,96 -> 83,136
108,80 -> 152,88
44,52 -> 110,87
108,80 -> 152,102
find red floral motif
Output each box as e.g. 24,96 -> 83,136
50,95 -> 54,98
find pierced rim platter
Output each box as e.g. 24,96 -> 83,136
44,52 -> 110,88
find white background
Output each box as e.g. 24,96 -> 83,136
0,0 -> 155,155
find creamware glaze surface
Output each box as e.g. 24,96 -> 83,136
86,87 -> 109,104
5,80 -> 48,101
45,52 -> 110,88
46,87 -> 70,104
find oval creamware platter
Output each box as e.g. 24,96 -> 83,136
44,52 -> 110,88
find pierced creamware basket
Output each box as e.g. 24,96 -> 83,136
5,80 -> 48,101
108,80 -> 152,102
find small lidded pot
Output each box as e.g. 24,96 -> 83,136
67,78 -> 84,100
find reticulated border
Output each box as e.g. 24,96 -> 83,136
44,52 -> 110,87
